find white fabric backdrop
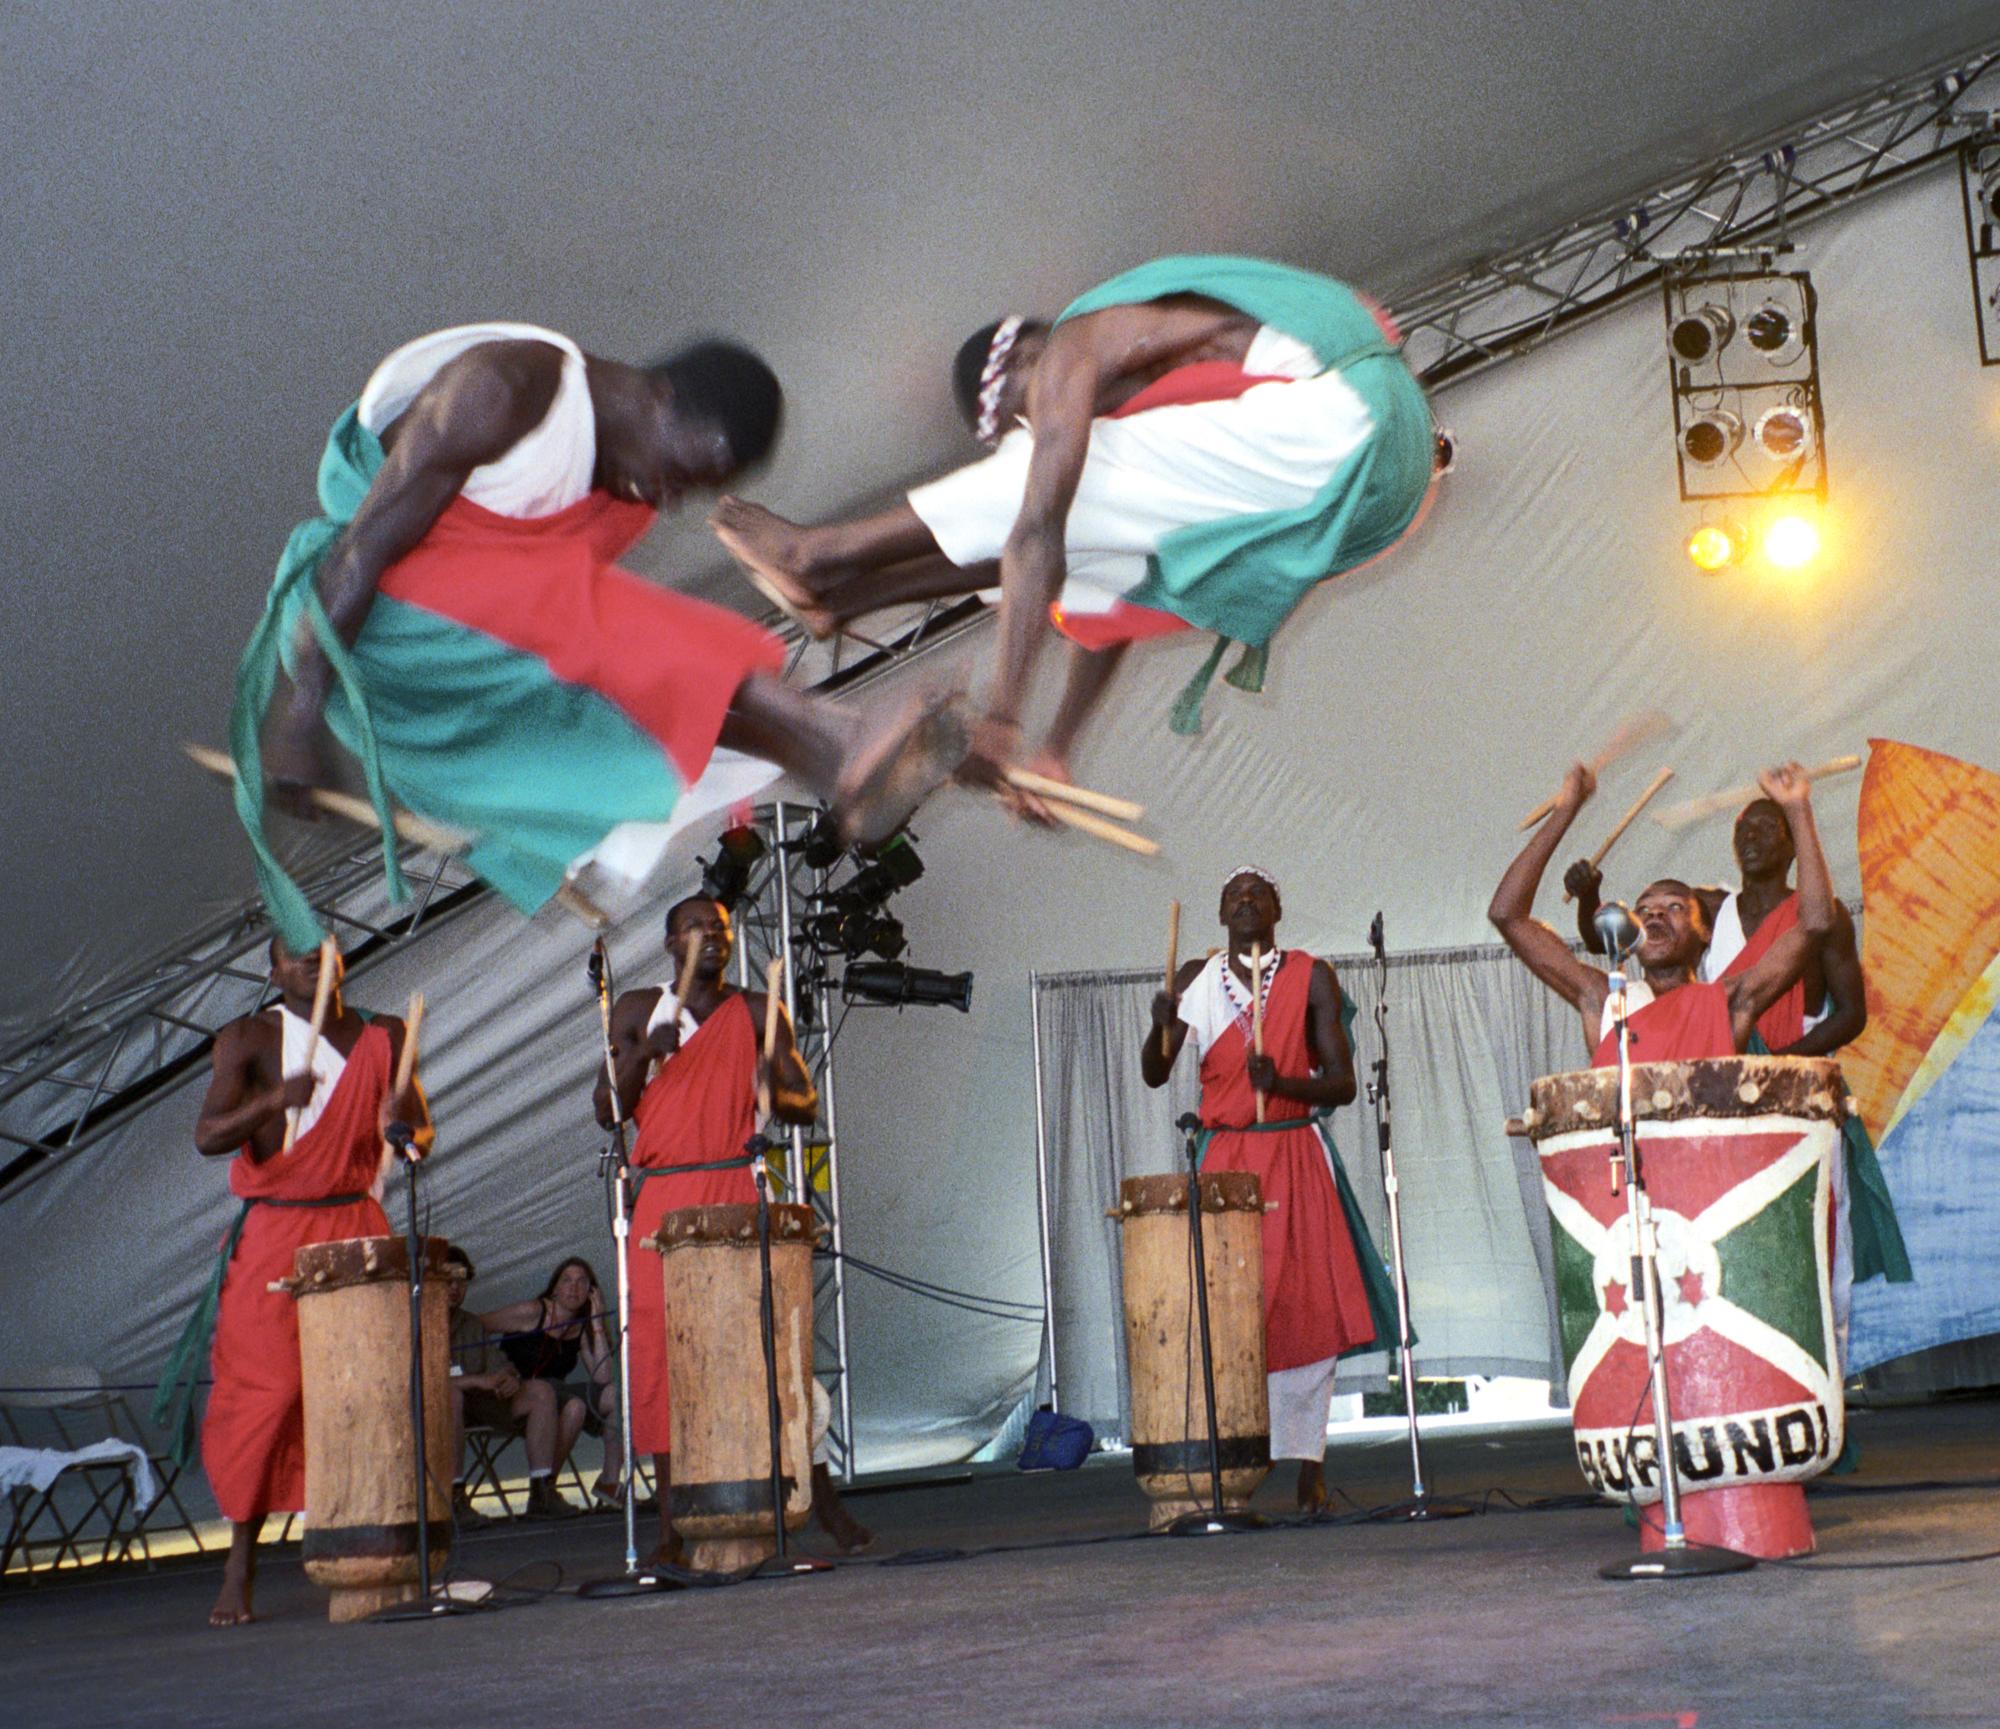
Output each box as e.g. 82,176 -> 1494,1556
5,166 -> 1999,1473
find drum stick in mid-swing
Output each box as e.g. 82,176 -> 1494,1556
1002,768 -> 1145,823
1039,801 -> 1160,856
1562,766 -> 1677,904
1250,940 -> 1267,1125
1517,708 -> 1675,830
1160,900 -> 1181,1061
387,992 -> 425,1158
282,937 -> 339,1154
184,744 -> 473,855
758,956 -> 785,1122
1649,753 -> 1865,833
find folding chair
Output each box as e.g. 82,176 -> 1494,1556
98,1385 -> 206,1559
1,1368 -> 145,1583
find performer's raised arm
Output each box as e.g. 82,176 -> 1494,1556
1726,763 -> 1833,1034
750,991 -> 818,1125
1489,762 -> 1609,1039
1141,956 -> 1208,1088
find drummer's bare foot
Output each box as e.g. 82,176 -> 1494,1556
711,498 -> 838,640
832,685 -> 970,846
812,1462 -> 874,1554
208,1521 -> 261,1627
1295,1460 -> 1329,1514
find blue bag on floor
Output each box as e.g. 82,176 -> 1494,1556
1017,1406 -> 1093,1471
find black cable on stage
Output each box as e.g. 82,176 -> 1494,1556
1765,1546 -> 2000,1572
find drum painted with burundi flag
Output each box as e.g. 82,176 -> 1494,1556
1526,1056 -> 1847,1560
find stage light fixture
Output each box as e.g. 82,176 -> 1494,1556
1743,303 -> 1800,363
1680,409 -> 1743,467
1685,521 -> 1745,571
1752,402 -> 1814,462
800,811 -> 845,872
1762,513 -> 1821,569
1670,303 -> 1735,364
843,962 -> 974,1013
844,833 -> 924,906
698,824 -> 766,907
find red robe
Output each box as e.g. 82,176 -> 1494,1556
1591,980 -> 1737,1068
627,991 -> 760,1455
1198,952 -> 1376,1369
1716,892 -> 1809,1052
202,1023 -> 393,1523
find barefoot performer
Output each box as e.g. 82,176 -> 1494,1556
232,323 -> 965,956
593,895 -> 817,1563
1140,869 -> 1398,1511
1491,761 -> 1834,1065
154,938 -> 430,1626
712,255 -> 1442,793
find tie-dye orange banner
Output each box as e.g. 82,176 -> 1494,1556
1840,740 -> 2000,1142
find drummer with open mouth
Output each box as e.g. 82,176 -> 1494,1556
1488,760 -> 1833,1063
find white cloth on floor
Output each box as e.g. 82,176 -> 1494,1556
909,326 -> 1372,617
1268,1356 -> 1339,1461
357,322 -> 596,519
0,1439 -> 156,1509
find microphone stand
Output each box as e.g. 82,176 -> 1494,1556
1365,914 -> 1473,1523
371,1125 -> 474,1620
746,1136 -> 829,1579
1166,1112 -> 1265,1537
579,940 -> 680,1600
1596,928 -> 1754,1581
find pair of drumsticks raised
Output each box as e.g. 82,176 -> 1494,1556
275,936 -> 426,1156
1517,709 -> 1862,901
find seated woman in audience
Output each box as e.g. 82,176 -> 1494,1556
483,1255 -> 625,1512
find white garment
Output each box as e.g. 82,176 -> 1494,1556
1698,891 -> 1830,1034
810,1377 -> 832,1469
911,325 -> 1370,617
357,322 -> 596,519
279,1003 -> 347,1143
1597,978 -> 1656,1048
1268,1356 -> 1339,1461
1177,949 -> 1291,1062
567,750 -> 785,912
0,1439 -> 156,1510
642,979 -> 702,1085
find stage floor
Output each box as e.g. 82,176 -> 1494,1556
4,1399 -> 1995,1728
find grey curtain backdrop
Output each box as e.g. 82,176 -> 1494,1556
1031,943 -> 1585,1440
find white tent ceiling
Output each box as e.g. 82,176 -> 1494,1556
8,0 -> 2000,1034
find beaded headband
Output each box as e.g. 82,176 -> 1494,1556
974,315 -> 1026,449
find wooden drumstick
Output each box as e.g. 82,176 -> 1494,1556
1160,900 -> 1181,1061
1649,753 -> 1864,833
282,937 -> 339,1153
1517,709 -> 1674,829
1040,802 -> 1160,856
185,744 -> 473,854
1250,940 -> 1266,1125
386,992 -> 425,1158
1562,767 -> 1676,903
1003,768 -> 1145,823
758,956 -> 785,1122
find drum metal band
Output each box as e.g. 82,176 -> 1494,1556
1130,1435 -> 1272,1479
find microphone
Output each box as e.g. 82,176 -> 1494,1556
1175,1112 -> 1202,1134
1593,901 -> 1642,959
385,1119 -> 417,1160
1368,912 -> 1385,962
587,941 -> 606,989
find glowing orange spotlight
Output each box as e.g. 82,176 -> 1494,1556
1763,513 -> 1821,569
1686,522 -> 1743,571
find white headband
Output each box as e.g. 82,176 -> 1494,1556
974,315 -> 1026,449
1223,865 -> 1279,892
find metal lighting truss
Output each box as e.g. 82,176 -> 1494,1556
9,41 -> 2000,1202
0,840 -> 484,1199
720,803 -> 859,1481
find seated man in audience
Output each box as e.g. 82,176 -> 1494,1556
443,1245 -> 522,1527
